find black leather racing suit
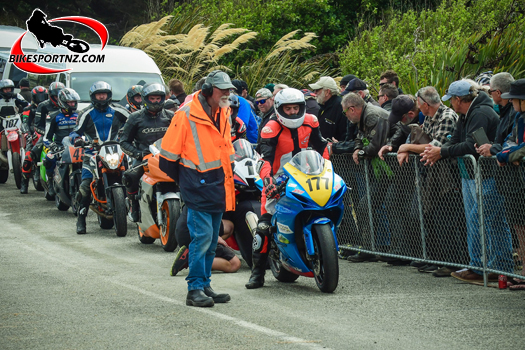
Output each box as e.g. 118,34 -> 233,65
121,108 -> 174,197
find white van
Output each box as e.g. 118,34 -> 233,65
4,43 -> 164,109
0,25 -> 39,88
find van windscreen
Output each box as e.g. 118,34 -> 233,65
71,72 -> 164,102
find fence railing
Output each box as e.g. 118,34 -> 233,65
331,153 -> 525,287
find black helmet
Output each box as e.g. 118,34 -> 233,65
58,88 -> 80,116
126,85 -> 143,111
164,98 -> 179,110
141,83 -> 166,113
89,81 -> 112,111
48,82 -> 65,107
229,94 -> 240,110
31,86 -> 48,105
0,79 -> 15,99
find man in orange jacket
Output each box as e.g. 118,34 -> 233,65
159,70 -> 236,307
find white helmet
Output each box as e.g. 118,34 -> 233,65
274,88 -> 306,129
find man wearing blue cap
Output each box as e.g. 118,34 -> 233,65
421,79 -> 514,283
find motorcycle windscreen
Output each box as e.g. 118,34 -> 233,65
232,139 -> 256,161
288,150 -> 325,175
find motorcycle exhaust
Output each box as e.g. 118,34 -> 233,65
245,211 -> 259,238
89,204 -> 113,220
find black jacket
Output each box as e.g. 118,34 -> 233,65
120,108 -> 173,159
256,109 -> 275,144
381,99 -> 393,112
34,99 -> 60,134
354,103 -> 390,157
490,102 -> 517,155
318,95 -> 347,141
441,92 -> 500,159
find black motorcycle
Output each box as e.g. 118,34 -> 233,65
52,139 -> 84,213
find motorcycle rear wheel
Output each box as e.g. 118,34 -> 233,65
0,168 -> 8,183
312,223 -> 339,293
160,199 -> 180,252
32,164 -> 44,191
55,194 -> 70,211
269,253 -> 299,283
12,152 -> 22,189
111,187 -> 128,237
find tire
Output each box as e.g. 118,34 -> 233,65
98,215 -> 114,229
312,223 -> 339,293
32,164 -> 44,191
159,199 -> 180,252
137,225 -> 155,244
111,187 -> 128,237
0,169 -> 8,184
269,253 -> 300,283
12,152 -> 22,189
55,194 -> 70,211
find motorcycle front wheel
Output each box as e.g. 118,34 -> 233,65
159,199 -> 180,252
312,223 -> 339,293
269,253 -> 299,283
12,152 -> 22,189
111,187 -> 128,237
0,168 -> 8,183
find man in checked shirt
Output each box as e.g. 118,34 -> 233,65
395,86 -> 463,276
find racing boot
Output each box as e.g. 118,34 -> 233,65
20,176 -> 29,194
128,195 -> 140,223
75,179 -> 91,235
245,251 -> 268,289
47,173 -> 56,197
170,245 -> 189,276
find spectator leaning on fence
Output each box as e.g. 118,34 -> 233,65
421,79 -> 514,283
497,78 -> 525,289
378,83 -> 399,112
309,76 -> 348,141
342,92 -> 390,262
476,72 -> 516,157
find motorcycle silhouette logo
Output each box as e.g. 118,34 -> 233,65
26,9 -> 90,54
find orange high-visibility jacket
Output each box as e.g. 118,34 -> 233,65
159,91 -> 235,213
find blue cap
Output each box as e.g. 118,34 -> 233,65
442,80 -> 471,101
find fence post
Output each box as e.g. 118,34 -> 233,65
473,155 -> 488,287
413,155 -> 427,260
363,158 -> 376,251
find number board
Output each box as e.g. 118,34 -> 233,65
2,115 -> 21,131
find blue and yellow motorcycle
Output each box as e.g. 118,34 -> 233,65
253,150 -> 347,293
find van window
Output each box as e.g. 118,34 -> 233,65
8,65 -> 27,87
58,73 -> 66,85
28,73 -> 58,89
0,57 -> 6,76
70,72 -> 164,102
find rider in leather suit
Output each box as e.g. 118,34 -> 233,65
120,82 -> 173,222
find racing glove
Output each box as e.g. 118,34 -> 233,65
263,177 -> 279,199
74,137 -> 85,148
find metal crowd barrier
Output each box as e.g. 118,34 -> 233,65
332,153 -> 525,287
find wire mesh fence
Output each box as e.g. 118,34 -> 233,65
332,153 -> 525,286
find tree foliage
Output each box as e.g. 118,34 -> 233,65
339,0 -> 525,94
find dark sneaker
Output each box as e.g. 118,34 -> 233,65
432,266 -> 456,277
347,252 -> 378,263
171,245 -> 189,276
420,264 -> 439,273
410,260 -> 427,268
451,269 -> 484,282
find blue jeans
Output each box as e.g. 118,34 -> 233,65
186,208 -> 223,291
462,178 -> 514,273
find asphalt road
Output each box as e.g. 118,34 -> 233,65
1,177 -> 524,350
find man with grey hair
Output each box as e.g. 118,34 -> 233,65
476,72 -> 516,157
272,84 -> 289,96
309,76 -> 347,140
378,83 -> 399,112
342,92 -> 390,262
255,88 -> 275,143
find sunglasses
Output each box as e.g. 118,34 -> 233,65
343,106 -> 355,114
416,91 -> 428,105
488,89 -> 499,94
379,82 -> 387,87
256,99 -> 268,105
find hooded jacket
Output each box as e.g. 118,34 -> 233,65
441,92 -> 500,159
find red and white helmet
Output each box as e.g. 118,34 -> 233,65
274,88 -> 306,129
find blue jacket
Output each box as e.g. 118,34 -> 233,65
69,103 -> 129,143
497,112 -> 525,163
237,96 -> 258,143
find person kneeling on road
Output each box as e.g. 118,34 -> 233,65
245,88 -> 330,289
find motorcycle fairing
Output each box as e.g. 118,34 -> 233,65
283,160 -> 333,207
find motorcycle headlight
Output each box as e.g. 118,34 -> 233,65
104,153 -> 120,169
7,132 -> 18,142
